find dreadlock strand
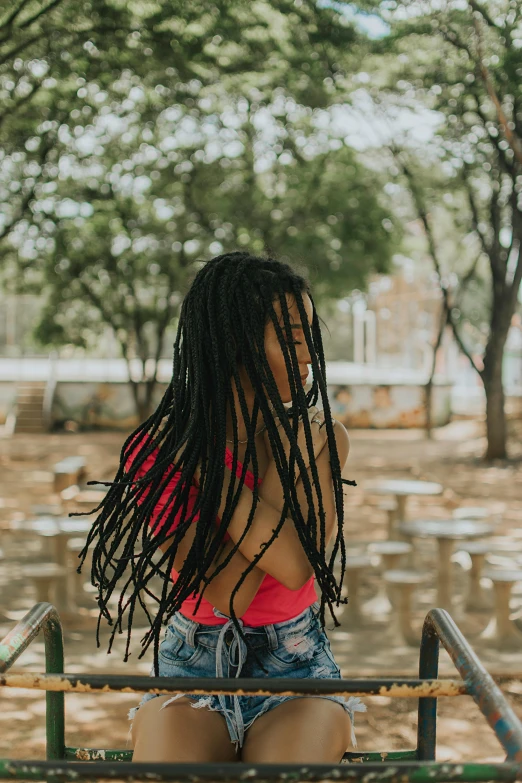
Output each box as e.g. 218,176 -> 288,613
82,251 -> 355,676
264,284 -> 340,614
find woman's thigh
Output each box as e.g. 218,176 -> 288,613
131,695 -> 240,763
241,697 -> 352,763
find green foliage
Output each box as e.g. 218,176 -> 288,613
362,1 -> 522,324
0,0 -> 397,391
362,0 -> 522,457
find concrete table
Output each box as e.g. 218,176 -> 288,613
365,479 -> 444,532
12,516 -> 93,613
398,519 -> 494,612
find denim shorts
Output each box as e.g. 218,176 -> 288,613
128,600 -> 365,752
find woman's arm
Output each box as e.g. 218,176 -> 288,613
291,421 -> 350,584
158,529 -> 267,619
216,476 -> 310,592
228,421 -> 350,590
220,417 -> 347,591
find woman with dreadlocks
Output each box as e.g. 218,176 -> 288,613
81,251 -> 364,764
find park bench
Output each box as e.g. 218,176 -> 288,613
0,602 -> 521,781
53,457 -> 87,493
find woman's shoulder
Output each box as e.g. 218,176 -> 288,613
331,417 -> 350,467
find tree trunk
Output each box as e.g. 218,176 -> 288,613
483,370 -> 507,460
424,381 -> 433,439
129,377 -> 157,423
482,329 -> 509,460
424,306 -> 447,440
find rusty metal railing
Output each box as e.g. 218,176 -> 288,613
0,603 -> 521,781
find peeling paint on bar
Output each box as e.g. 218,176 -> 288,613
0,673 -> 467,698
74,749 -> 106,761
378,682 -> 463,698
64,749 -> 419,764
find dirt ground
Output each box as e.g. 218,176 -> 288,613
1,417 -> 522,764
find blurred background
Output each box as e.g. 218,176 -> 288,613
1,0 -> 522,765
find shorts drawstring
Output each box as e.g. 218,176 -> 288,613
212,607 -> 248,750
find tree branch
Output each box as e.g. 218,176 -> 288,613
439,26 -> 474,58
460,251 -> 482,288
0,31 -> 47,67
472,13 -> 522,165
0,0 -> 32,32
461,167 -> 491,256
425,298 -> 448,437
468,0 -> 504,35
391,146 -> 484,378
508,207 -> 522,311
17,0 -> 64,32
447,316 -> 483,377
469,91 -> 516,177
0,78 -> 43,130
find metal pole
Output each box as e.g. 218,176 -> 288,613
43,614 -> 65,760
0,759 -> 521,782
417,615 -> 439,760
427,609 -> 522,762
0,604 -> 65,761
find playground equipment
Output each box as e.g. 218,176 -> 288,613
0,601 -> 521,781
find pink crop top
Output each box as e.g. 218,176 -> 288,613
125,434 -> 318,626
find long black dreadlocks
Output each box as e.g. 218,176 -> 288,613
77,251 -> 354,676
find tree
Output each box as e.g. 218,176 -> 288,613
5,90 -> 395,420
365,0 -> 522,459
1,1 -> 399,420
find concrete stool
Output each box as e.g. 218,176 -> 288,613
336,555 -> 372,628
61,487 -> 107,514
30,504 -> 63,517
480,569 -> 522,650
365,542 -> 413,615
378,500 -> 398,539
383,570 -> 429,646
22,563 -> 67,605
332,543 -> 370,578
369,541 -> 412,571
457,541 -> 491,611
453,507 -> 490,521
484,537 -> 522,565
53,457 -> 87,493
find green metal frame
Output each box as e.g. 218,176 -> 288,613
0,602 -> 521,781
